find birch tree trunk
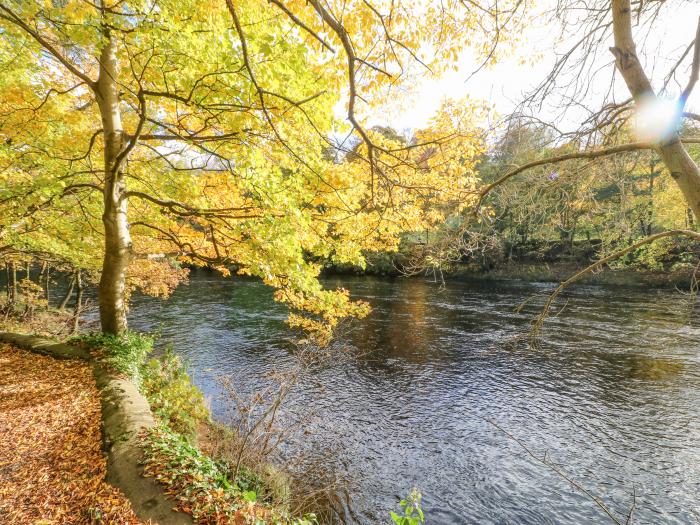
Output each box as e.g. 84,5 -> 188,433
94,32 -> 131,334
611,0 -> 700,221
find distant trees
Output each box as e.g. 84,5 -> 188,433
460,1 -> 700,273
477,122 -> 698,268
493,1 -> 700,217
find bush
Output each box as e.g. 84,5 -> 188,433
140,348 -> 209,436
76,332 -> 208,436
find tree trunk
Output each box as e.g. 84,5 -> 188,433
10,261 -> 17,302
658,143 -> 700,220
44,264 -> 50,308
611,0 -> 700,220
72,269 -> 83,334
58,274 -> 75,310
644,160 -> 656,236
94,32 -> 131,335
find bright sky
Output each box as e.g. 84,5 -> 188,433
365,2 -> 700,134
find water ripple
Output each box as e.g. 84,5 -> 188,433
128,272 -> 700,525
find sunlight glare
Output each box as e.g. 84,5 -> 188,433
633,97 -> 681,143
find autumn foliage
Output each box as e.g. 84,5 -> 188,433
0,0 -> 526,339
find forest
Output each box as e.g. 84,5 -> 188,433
1,1 -> 700,524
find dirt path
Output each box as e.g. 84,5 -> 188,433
0,343 -> 145,524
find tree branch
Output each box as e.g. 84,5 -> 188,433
531,229 -> 700,338
0,3 -> 95,86
266,0 -> 335,53
480,141 -> 655,199
123,190 -> 260,218
680,17 -> 700,109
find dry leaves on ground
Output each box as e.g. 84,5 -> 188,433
0,343 -> 146,524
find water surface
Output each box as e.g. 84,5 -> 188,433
128,271 -> 700,524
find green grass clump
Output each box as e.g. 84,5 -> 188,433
74,331 -> 153,385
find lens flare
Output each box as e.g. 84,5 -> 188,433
633,97 -> 681,143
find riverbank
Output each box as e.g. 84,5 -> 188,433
452,261 -> 698,288
323,237 -> 700,289
0,331 -> 321,525
325,254 -> 699,289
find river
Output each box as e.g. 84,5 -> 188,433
126,270 -> 700,524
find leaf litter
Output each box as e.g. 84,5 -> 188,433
0,343 -> 146,524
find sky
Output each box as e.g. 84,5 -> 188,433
362,2 -> 700,134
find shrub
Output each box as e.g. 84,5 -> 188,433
141,426 -> 317,525
140,348 -> 209,436
76,332 -> 208,435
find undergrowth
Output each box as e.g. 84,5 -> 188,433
141,348 -> 209,436
74,331 -> 153,386
141,425 -> 317,525
76,331 -> 316,524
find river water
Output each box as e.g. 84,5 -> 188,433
127,270 -> 700,524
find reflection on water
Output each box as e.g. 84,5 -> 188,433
128,270 -> 700,524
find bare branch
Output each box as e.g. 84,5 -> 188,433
484,417 -> 628,525
680,17 -> 700,109
480,141 -> 656,200
532,229 -> 700,338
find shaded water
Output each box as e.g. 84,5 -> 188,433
127,271 -> 700,524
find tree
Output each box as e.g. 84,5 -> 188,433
487,1 -> 700,214
0,0 -> 524,339
460,0 -> 700,331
